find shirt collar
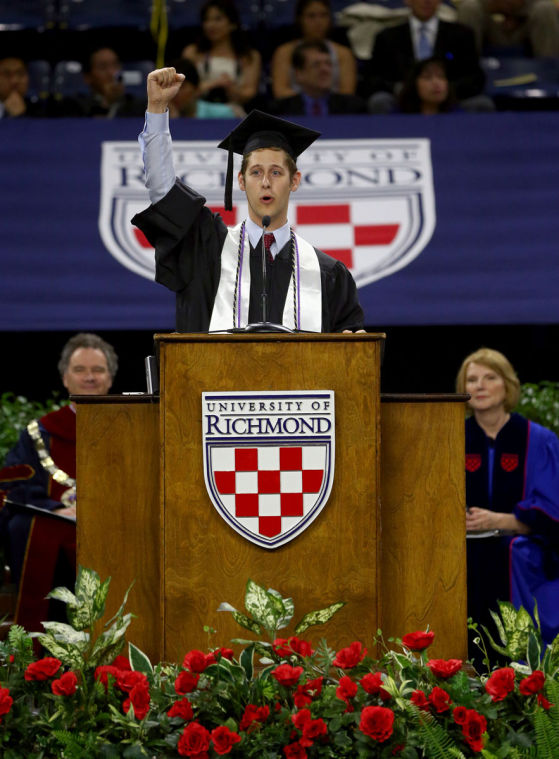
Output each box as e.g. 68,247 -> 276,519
410,14 -> 439,37
245,217 -> 291,258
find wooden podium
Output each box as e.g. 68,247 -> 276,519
75,333 -> 467,663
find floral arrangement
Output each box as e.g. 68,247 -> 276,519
1,567 -> 559,758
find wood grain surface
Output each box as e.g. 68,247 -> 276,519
158,334 -> 383,660
76,402 -> 161,660
380,399 -> 467,658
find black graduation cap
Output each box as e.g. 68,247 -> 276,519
217,110 -> 321,211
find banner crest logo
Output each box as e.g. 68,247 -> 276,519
100,138 -> 435,287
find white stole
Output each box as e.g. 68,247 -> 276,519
209,222 -> 322,332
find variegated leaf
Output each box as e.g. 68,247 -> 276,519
217,602 -> 238,613
240,646 -> 254,679
268,589 -> 294,630
244,580 -> 282,631
40,621 -> 89,649
129,642 -> 153,675
294,601 -> 345,634
75,566 -> 101,603
46,587 -> 78,607
232,610 -> 261,634
93,577 -> 111,622
38,635 -> 84,668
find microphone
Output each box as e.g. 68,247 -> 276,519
227,214 -> 293,333
260,215 -> 271,323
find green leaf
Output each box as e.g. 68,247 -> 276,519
104,580 -> 134,629
240,645 -> 254,679
40,621 -> 89,649
217,602 -> 238,613
46,587 -> 78,607
232,610 -> 261,635
37,635 -> 84,669
93,577 -> 111,621
294,601 -> 345,634
129,642 -> 153,675
527,631 -> 541,672
244,579 -> 283,632
267,588 -> 294,630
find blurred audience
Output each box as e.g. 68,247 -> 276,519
181,0 -> 261,108
363,0 -> 494,113
59,47 -> 146,117
168,59 -> 244,118
270,40 -> 366,115
398,56 -> 458,113
270,0 -> 357,98
0,57 -> 49,118
457,0 -> 559,57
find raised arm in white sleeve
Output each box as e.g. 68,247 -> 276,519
138,110 -> 176,205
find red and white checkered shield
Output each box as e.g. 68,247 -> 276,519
202,391 -> 335,548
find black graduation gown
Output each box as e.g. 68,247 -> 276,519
131,179 -> 364,332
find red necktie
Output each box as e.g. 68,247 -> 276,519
263,232 -> 275,264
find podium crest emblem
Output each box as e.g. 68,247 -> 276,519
202,391 -> 335,549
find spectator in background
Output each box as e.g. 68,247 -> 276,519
363,0 -> 493,113
457,0 -> 559,57
270,0 -> 357,99
0,57 -> 48,118
168,59 -> 244,118
0,333 -> 118,633
271,40 -> 366,115
398,56 -> 458,113
60,47 -> 146,117
181,0 -> 261,108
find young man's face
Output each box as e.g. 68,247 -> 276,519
238,148 -> 301,229
0,58 -> 28,101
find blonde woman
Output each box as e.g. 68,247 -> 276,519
456,348 -> 559,648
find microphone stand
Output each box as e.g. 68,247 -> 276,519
232,214 -> 294,334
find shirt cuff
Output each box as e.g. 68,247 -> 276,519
144,109 -> 170,135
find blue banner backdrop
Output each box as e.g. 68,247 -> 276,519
1,113 -> 558,330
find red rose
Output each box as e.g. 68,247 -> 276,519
429,686 -> 452,713
112,654 -> 131,671
336,675 -> 358,702
183,649 -> 210,673
175,670 -> 200,695
300,717 -> 327,747
293,677 -> 323,708
240,703 -> 269,731
211,725 -> 242,755
211,647 -> 234,661
94,664 -> 121,691
519,670 -> 545,696
427,659 -> 463,679
461,709 -> 487,753
0,687 -> 13,722
272,663 -> 304,688
24,657 -> 62,681
117,669 -> 148,693
283,742 -> 307,759
410,690 -> 430,711
359,705 -> 395,743
485,667 -> 515,702
360,672 -> 391,700
168,698 -> 194,721
51,671 -> 78,697
123,681 -> 151,720
333,641 -> 367,669
177,721 -> 211,757
401,630 -> 435,651
292,709 -> 312,730
273,636 -> 314,658
453,705 -> 467,725
537,693 -> 553,710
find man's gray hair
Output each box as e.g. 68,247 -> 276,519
57,333 -> 118,380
